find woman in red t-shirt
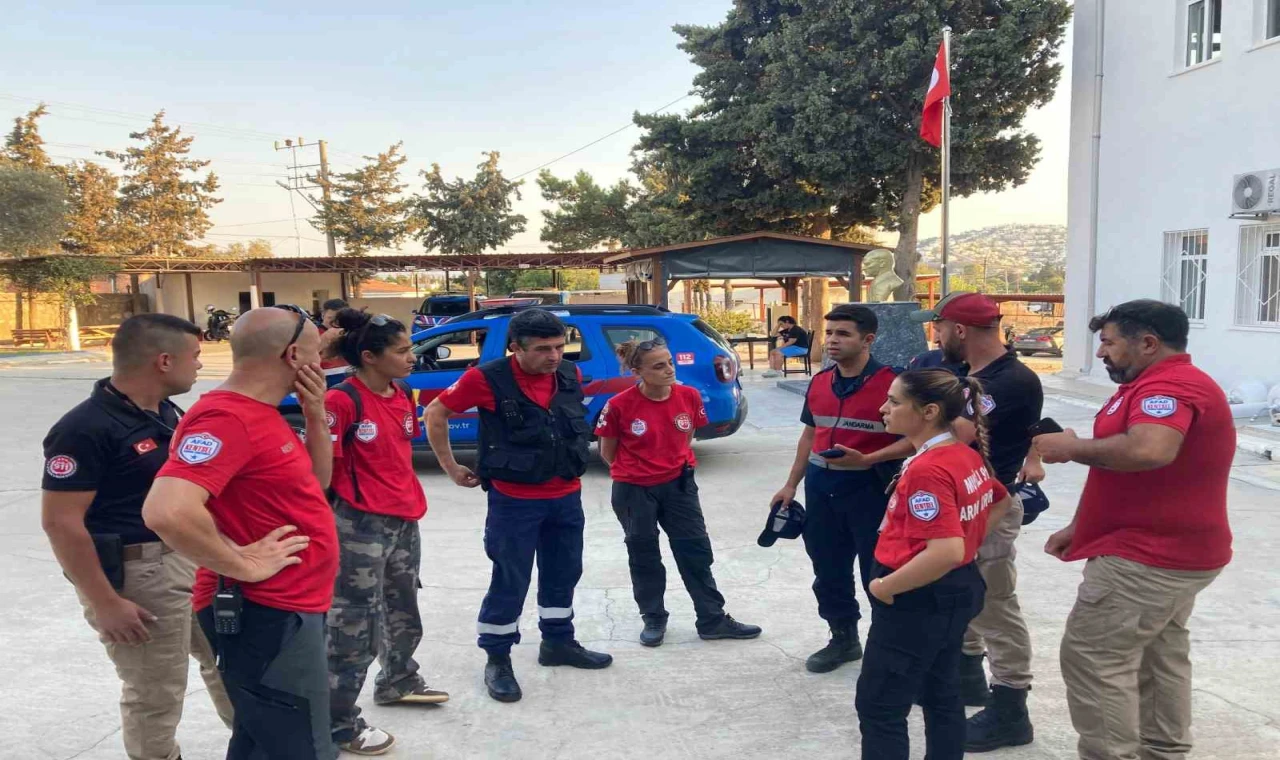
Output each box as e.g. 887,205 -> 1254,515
596,339 -> 761,647
322,309 -> 447,756
855,369 -> 1011,760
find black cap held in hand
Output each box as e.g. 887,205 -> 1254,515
757,500 -> 806,547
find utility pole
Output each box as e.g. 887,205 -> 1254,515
274,138 -> 338,258
317,141 -> 337,258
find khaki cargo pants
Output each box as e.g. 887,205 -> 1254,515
1060,555 -> 1221,760
76,545 -> 234,760
962,494 -> 1033,689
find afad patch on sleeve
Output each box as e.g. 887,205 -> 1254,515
177,433 -> 223,464
1140,395 -> 1178,419
908,491 -> 941,522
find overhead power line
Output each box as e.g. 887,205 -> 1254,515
509,94 -> 692,180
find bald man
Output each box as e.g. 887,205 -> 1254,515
143,308 -> 340,760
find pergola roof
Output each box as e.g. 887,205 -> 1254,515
0,250 -> 619,274
605,231 -> 878,280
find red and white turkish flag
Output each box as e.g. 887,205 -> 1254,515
920,40 -> 950,147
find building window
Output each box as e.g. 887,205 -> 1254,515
1270,0 -> 1280,40
1162,230 -> 1209,321
1236,225 -> 1280,327
1186,0 -> 1223,66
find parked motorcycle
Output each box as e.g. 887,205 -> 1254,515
203,305 -> 237,342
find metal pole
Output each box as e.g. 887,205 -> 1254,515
941,26 -> 952,297
318,140 -> 338,258
1084,0 -> 1106,375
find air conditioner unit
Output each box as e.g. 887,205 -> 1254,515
1231,169 -> 1280,216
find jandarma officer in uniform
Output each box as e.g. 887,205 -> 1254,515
769,304 -> 913,674
41,314 -> 233,760
910,292 -> 1043,752
425,308 -> 611,704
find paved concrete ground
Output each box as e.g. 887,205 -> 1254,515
1,361 -> 1277,760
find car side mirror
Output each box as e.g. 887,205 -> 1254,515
435,345 -> 452,360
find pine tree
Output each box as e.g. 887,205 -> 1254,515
414,152 -> 526,255
311,142 -> 415,255
635,0 -> 1071,296
101,111 -> 221,257
2,104 -> 52,170
61,161 -> 121,255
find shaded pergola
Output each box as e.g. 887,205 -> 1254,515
604,232 -> 879,313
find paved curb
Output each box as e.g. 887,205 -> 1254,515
0,351 -> 107,367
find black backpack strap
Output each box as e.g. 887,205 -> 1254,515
333,381 -> 364,505
392,379 -> 415,409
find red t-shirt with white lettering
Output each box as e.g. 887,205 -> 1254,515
327,377 -> 427,520
875,444 -> 1007,571
437,357 -> 583,499
595,384 -> 708,486
158,391 -> 339,613
1066,354 -> 1234,571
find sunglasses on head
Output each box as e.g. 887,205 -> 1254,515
635,338 -> 666,351
281,312 -> 307,359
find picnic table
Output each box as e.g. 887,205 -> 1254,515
78,325 -> 118,346
727,334 -> 776,370
11,328 -> 66,347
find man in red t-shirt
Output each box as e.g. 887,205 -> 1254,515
1035,300 -> 1233,760
424,309 -> 611,704
142,307 -> 339,760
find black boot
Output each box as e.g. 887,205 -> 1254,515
640,616 -> 667,648
804,619 -> 862,673
484,654 -> 522,703
538,640 -> 614,669
697,614 -> 762,640
960,652 -> 992,707
965,684 -> 1034,752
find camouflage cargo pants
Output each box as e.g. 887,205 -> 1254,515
328,498 -> 426,741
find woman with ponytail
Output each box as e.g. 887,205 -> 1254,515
595,339 -> 761,647
323,309 -> 447,756
854,369 -> 1011,760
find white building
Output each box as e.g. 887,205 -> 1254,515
1065,0 -> 1280,388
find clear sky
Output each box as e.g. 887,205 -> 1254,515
0,0 -> 1071,257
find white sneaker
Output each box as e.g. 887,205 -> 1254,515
338,725 -> 395,756
761,370 -> 782,378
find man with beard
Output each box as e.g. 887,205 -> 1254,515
1035,300 -> 1232,760
769,305 -> 913,673
910,292 -> 1043,752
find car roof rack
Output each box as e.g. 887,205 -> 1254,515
448,303 -> 672,322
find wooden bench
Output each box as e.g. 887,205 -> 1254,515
11,328 -> 65,347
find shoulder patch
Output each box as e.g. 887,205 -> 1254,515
46,454 -> 78,479
324,410 -> 337,428
177,433 -> 223,464
979,394 -> 997,415
1140,396 -> 1178,419
908,491 -> 941,522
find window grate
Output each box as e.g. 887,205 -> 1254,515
1236,224 -> 1280,327
1162,230 -> 1208,321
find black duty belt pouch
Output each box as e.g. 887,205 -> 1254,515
91,533 -> 125,590
679,464 -> 696,494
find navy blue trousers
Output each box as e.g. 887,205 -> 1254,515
476,489 -> 585,655
802,464 -> 889,624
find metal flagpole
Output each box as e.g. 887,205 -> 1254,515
941,26 -> 952,297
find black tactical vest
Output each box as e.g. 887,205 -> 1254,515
476,358 -> 591,488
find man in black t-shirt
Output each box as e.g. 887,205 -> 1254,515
911,292 -> 1043,752
766,315 -> 810,376
41,314 -> 232,759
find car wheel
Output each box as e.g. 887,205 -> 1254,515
1019,350 -> 1034,356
